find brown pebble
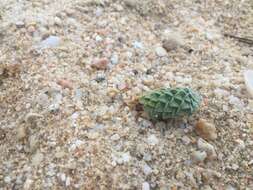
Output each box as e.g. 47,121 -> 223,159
57,79 -> 73,89
195,119 -> 217,140
91,58 -> 109,70
17,126 -> 28,141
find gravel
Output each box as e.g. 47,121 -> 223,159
0,0 -> 252,189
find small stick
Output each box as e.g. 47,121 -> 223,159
224,33 -> 253,45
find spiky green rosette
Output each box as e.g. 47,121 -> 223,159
139,88 -> 201,120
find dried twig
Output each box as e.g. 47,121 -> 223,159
224,33 -> 253,45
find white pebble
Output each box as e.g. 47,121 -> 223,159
111,53 -> 119,64
15,21 -> 25,28
65,176 -> 71,186
111,134 -> 120,141
142,182 -> 150,190
244,70 -> 253,98
39,36 -> 61,49
112,152 -> 131,164
147,134 -> 159,146
95,35 -> 103,42
4,176 -> 11,184
133,41 -> 144,49
226,185 -> 237,190
122,152 -> 131,162
48,103 -> 60,113
95,7 -> 103,17
155,46 -> 168,57
23,178 -> 33,190
191,150 -> 207,163
54,17 -> 62,26
142,163 -> 152,175
197,138 -> 216,159
143,153 -> 152,161
60,173 -> 66,182
231,163 -> 239,170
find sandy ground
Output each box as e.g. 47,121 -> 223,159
0,0 -> 253,189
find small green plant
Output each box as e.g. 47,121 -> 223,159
139,87 -> 201,121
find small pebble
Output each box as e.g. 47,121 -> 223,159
57,79 -> 73,90
65,8 -> 75,16
48,103 -> 60,113
142,182 -> 150,190
15,21 -> 25,28
139,119 -> 153,128
226,185 -> 237,190
147,134 -> 159,146
111,53 -> 119,64
133,41 -> 144,49
197,138 -> 217,159
244,70 -> 253,98
58,173 -> 66,182
32,151 -> 44,166
122,152 -> 131,162
155,46 -> 168,57
91,58 -> 109,70
182,136 -> 191,145
191,150 -> 207,163
37,93 -> 50,107
195,119 -> 217,140
143,153 -> 152,161
16,126 -> 27,140
95,35 -> 103,42
95,7 -> 103,17
54,17 -> 62,26
231,163 -> 239,171
142,163 -> 152,175
39,36 -> 61,49
111,134 -> 120,141
23,178 -> 33,190
162,30 -> 184,51
112,152 -> 131,164
124,0 -> 138,8
235,139 -> 245,150
4,176 -> 11,184
65,176 -> 71,186
228,95 -> 244,109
